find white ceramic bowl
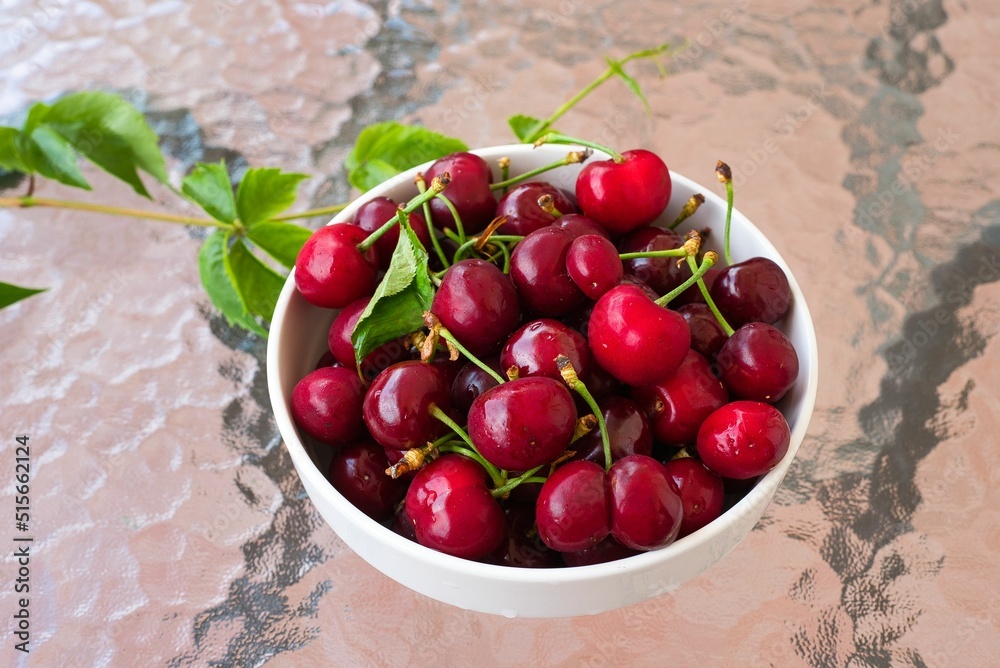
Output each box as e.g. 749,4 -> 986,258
266,144 -> 818,618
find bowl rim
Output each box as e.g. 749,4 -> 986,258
266,143 -> 819,585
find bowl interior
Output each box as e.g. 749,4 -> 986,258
266,144 -> 818,617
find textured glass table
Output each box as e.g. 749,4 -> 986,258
1,1 -> 998,665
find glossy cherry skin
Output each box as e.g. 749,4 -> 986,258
631,349 -> 729,447
566,234 -> 624,300
328,297 -> 409,382
609,454 -> 683,551
352,196 -> 432,270
710,257 -> 791,327
327,438 -> 407,521
552,213 -> 610,240
495,182 -> 578,236
561,536 -> 639,566
500,318 -> 591,383
535,460 -> 611,552
405,454 -> 506,559
696,400 -> 791,479
290,366 -> 366,446
717,322 -> 799,402
424,152 -> 496,234
575,149 -> 671,236
450,357 -> 502,414
620,226 -> 686,296
571,396 -> 653,467
509,227 -> 586,317
431,259 -> 521,357
362,361 -> 451,450
588,284 -> 691,387
468,377 -> 577,471
295,223 -> 379,309
677,303 -> 728,360
662,458 -> 725,537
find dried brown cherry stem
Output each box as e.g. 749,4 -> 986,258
424,311 -> 507,384
537,194 -> 563,218
668,193 -> 705,230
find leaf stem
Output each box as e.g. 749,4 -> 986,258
527,44 -> 672,142
0,196 -> 233,229
269,203 -> 349,222
488,150 -> 591,191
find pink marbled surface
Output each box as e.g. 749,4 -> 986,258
2,0 -> 999,666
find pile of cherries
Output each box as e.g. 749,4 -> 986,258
290,147 -> 799,567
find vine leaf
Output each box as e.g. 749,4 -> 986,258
351,217 -> 434,365
197,231 -> 267,336
236,167 -> 309,228
182,160 -> 237,224
345,122 -> 468,192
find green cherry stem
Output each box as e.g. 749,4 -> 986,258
488,150 -> 591,191
490,464 -> 545,498
668,194 -> 706,230
357,174 -> 449,254
437,326 -> 506,385
716,161 -> 734,266
686,254 -> 735,336
533,133 -> 622,163
415,173 -> 451,270
556,355 -> 612,472
655,251 -> 718,307
498,157 -> 511,196
433,193 -> 467,246
428,405 -> 506,488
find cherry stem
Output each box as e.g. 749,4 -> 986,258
716,161 -> 734,266
490,464 -> 545,498
556,355 -> 612,472
686,254 -> 735,336
453,234 -> 524,263
533,132 -> 623,163
655,251 -> 718,307
668,194 -> 705,230
433,193 -> 467,246
498,157 -> 511,195
415,173 -> 451,270
618,247 -> 688,261
537,194 -> 563,218
428,404 -> 506,488
357,175 -> 449,253
437,326 -> 506,384
488,150 -> 591,191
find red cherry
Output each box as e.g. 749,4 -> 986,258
327,438 -> 407,521
535,460 -> 611,552
662,458 -> 725,537
565,234 -> 624,300
431,259 -> 521,357
424,152 -> 496,234
710,257 -> 791,327
352,196 -> 431,270
362,360 -> 451,450
608,454 -> 683,551
290,366 -> 366,446
509,227 -> 586,317
631,349 -> 728,447
327,297 -> 409,382
587,283 -> 691,387
294,223 -> 379,309
696,401 -> 791,479
495,182 -> 578,236
717,322 -> 799,403
575,149 -> 671,236
500,318 -> 591,383
405,454 -> 506,559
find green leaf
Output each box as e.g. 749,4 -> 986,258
0,281 -> 47,310
351,218 -> 434,365
345,122 -> 468,192
508,114 -> 549,143
20,126 -> 91,189
0,128 -> 30,173
246,221 -> 312,269
198,231 -> 267,336
183,161 -> 237,224
606,57 -> 651,114
41,91 -> 168,198
225,237 -> 286,321
235,167 -> 309,228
